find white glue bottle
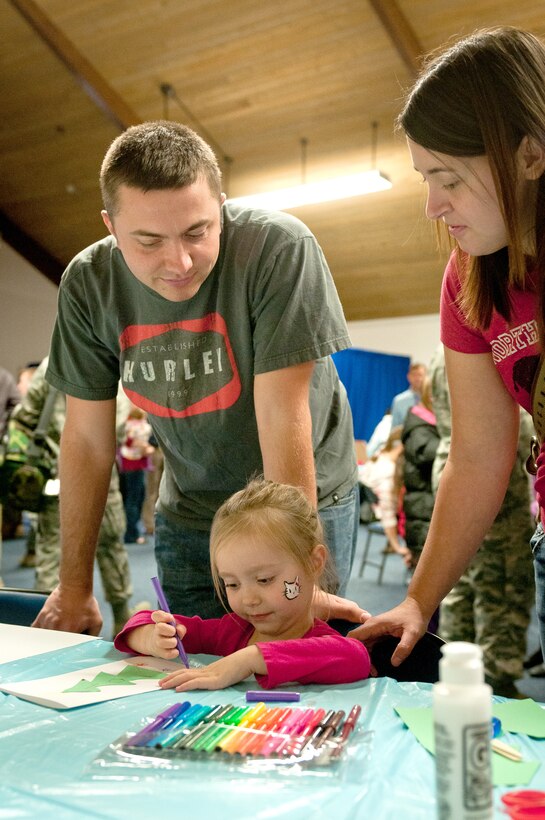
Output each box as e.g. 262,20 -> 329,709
433,641 -> 493,820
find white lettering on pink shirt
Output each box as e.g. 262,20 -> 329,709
490,322 -> 538,364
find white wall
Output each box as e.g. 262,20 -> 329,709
347,314 -> 440,367
0,241 -> 440,377
0,242 -> 58,378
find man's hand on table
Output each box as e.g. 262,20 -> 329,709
32,584 -> 103,636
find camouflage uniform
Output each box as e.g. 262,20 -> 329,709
430,344 -> 535,698
0,366 -> 22,582
10,359 -> 132,634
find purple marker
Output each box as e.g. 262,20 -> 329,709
246,690 -> 300,702
127,700 -> 191,746
151,575 -> 190,668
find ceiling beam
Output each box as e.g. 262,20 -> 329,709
0,211 -> 64,286
368,0 -> 423,77
10,0 -> 141,131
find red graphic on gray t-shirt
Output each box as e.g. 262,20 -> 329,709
119,313 -> 241,417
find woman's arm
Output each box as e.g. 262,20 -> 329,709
351,348 -> 520,664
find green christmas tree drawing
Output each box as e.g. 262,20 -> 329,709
63,664 -> 166,693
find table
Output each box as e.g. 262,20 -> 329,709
1,631 -> 544,819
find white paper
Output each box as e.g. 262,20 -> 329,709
0,624 -> 99,664
0,655 -> 182,709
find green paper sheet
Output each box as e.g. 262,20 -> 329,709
116,664 -> 165,681
395,706 -> 541,787
493,699 -> 545,738
62,665 -> 165,693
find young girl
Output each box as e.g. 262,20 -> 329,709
353,27 -> 545,666
359,426 -> 409,563
118,404 -> 154,544
115,479 -> 371,690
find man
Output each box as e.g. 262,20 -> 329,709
0,366 -> 20,437
36,121 -> 360,634
390,362 -> 427,429
11,359 -> 133,636
15,361 -> 41,568
16,362 -> 41,399
0,365 -> 21,583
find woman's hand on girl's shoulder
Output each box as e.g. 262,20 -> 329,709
347,596 -> 427,667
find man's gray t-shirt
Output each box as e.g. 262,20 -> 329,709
46,203 -> 357,528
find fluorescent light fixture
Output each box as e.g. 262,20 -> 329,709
227,169 -> 392,211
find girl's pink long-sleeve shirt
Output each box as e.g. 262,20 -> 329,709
114,610 -> 370,689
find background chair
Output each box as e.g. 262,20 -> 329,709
0,587 -> 48,626
357,521 -> 391,584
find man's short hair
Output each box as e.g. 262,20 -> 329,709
100,120 -> 222,215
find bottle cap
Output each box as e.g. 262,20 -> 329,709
439,641 -> 484,685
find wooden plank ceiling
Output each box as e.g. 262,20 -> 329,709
1,0 -> 545,320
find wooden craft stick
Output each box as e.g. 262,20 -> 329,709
491,738 -> 523,762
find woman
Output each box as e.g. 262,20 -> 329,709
353,27 -> 545,666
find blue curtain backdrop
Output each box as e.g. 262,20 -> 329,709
332,348 -> 411,441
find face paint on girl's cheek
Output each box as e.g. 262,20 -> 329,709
283,576 -> 301,599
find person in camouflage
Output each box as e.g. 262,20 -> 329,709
430,343 -> 535,698
0,366 -> 22,580
10,359 -> 133,636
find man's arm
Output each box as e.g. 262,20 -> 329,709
32,396 -> 117,634
254,361 -> 316,504
254,362 -> 367,623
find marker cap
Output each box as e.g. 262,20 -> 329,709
246,690 -> 300,702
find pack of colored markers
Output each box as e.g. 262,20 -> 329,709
93,698 -> 373,780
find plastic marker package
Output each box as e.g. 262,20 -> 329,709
90,698 -> 373,782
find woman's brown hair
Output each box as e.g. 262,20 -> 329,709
397,27 -> 545,342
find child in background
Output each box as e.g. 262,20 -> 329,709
118,404 -> 154,544
359,425 -> 411,566
115,478 -> 371,690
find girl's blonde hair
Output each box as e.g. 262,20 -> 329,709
382,424 -> 403,452
209,478 -> 338,607
420,377 -> 434,412
127,403 -> 146,420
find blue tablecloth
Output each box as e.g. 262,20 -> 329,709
1,636 -> 543,819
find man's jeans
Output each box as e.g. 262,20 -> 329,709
530,522 -> 545,654
318,484 -> 359,596
154,484 -> 360,618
